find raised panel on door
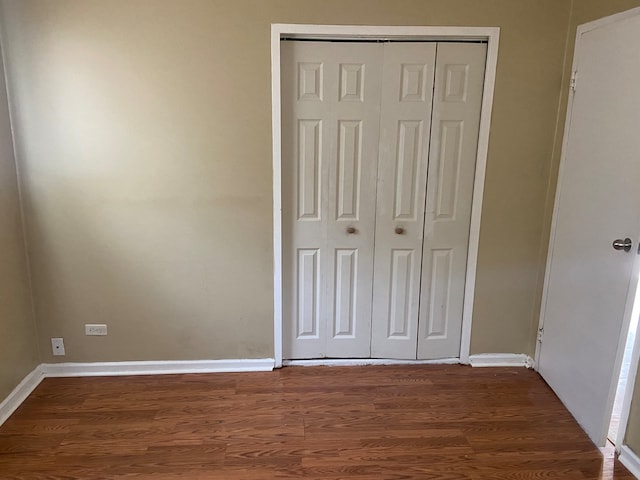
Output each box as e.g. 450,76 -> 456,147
296,249 -> 321,339
282,41 -> 382,359
371,43 -> 436,359
417,43 -> 486,359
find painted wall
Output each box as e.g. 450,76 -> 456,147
0,0 -> 571,362
0,41 -> 39,401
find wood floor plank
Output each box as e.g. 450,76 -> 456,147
0,365 -> 635,479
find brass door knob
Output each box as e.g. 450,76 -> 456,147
347,227 -> 357,234
395,227 -> 405,235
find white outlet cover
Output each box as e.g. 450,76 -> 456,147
85,324 -> 108,336
51,337 -> 65,356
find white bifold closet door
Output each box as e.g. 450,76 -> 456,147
417,43 -> 486,359
369,43 -> 437,359
281,40 -> 486,360
371,43 -> 485,359
281,42 -> 383,359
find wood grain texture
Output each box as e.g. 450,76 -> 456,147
0,365 -> 634,479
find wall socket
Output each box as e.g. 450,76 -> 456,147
85,324 -> 108,336
51,338 -> 65,356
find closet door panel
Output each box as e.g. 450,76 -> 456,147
417,43 -> 486,359
371,43 -> 436,359
282,42 -> 330,359
282,42 -> 382,359
325,43 -> 382,357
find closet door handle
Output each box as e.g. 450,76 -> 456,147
612,237 -> 632,252
346,227 -> 357,234
395,227 -> 405,235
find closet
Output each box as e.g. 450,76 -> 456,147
281,40 -> 485,359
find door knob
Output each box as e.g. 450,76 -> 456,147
346,226 -> 356,234
612,237 -> 632,252
395,227 -> 405,235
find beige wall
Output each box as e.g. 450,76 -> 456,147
0,0 -> 572,362
0,41 -> 39,400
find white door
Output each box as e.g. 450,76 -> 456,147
281,42 -> 383,359
417,43 -> 486,359
282,40 -> 485,360
371,42 -> 486,359
538,13 -> 640,446
370,43 -> 437,359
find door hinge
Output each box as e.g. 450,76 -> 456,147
537,327 -> 544,343
570,71 -> 577,92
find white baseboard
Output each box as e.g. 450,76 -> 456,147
0,365 -> 45,426
620,445 -> 640,479
0,359 -> 273,427
283,358 -> 460,367
1,354 -> 533,428
42,358 -> 275,377
469,353 -> 534,368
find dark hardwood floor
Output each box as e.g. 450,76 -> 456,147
0,365 -> 635,479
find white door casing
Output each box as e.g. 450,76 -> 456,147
272,25 -> 500,366
537,12 -> 640,446
418,43 -> 486,359
370,43 -> 437,359
281,42 -> 383,359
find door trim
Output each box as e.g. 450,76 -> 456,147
271,24 -> 501,367
619,444 -> 640,478
535,6 -> 640,449
617,322 -> 640,452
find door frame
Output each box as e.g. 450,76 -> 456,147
534,6 -> 640,451
617,294 -> 640,454
271,24 -> 500,368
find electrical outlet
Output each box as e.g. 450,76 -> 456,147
85,324 -> 108,336
51,338 -> 65,356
